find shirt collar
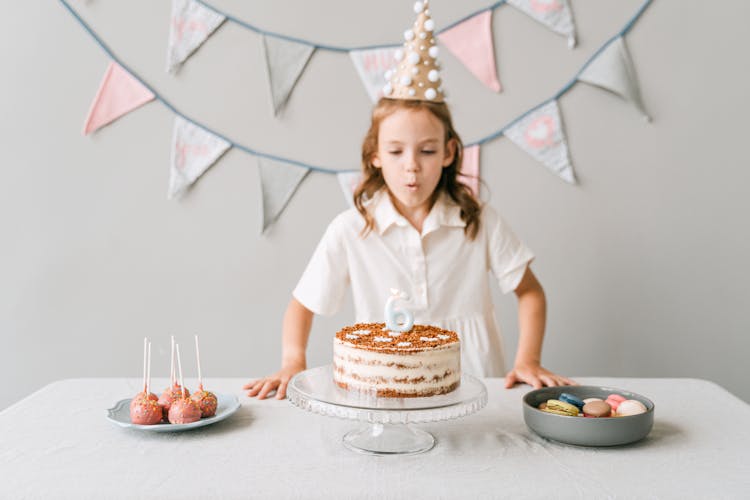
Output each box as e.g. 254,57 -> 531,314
370,189 -> 465,236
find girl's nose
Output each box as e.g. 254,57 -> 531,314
405,152 -> 420,172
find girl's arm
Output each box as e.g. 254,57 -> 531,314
504,267 -> 576,389
243,297 -> 313,400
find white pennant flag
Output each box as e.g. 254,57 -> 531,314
504,100 -> 576,184
166,0 -> 226,72
258,157 -> 310,232
578,36 -> 650,121
349,47 -> 399,102
169,116 -> 231,199
337,171 -> 362,208
507,0 -> 576,48
262,35 -> 315,116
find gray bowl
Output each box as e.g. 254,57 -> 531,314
523,385 -> 655,447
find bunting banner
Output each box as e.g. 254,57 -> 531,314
458,144 -> 480,197
506,0 -> 577,48
578,36 -> 650,121
168,116 -> 231,199
262,36 -> 315,116
166,0 -> 226,73
504,100 -> 576,184
439,10 -> 502,93
258,157 -> 310,232
337,171 -> 362,208
83,62 -> 155,135
62,0 -> 655,231
349,47 -> 400,102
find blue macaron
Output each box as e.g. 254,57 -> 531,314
559,392 -> 584,410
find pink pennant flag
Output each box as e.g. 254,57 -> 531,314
439,10 -> 501,92
83,62 -> 155,135
458,144 -> 480,197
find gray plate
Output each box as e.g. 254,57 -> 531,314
106,393 -> 240,432
523,385 -> 654,446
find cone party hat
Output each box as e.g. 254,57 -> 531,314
382,1 -> 445,103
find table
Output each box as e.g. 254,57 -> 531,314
1,377 -> 749,499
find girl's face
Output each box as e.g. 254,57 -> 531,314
372,107 -> 456,214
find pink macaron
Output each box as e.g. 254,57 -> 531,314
605,393 -> 626,411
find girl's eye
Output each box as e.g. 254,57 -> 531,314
389,151 -> 402,155
422,150 -> 436,155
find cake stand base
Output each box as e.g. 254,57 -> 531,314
342,423 -> 435,456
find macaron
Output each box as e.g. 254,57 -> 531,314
538,402 -> 547,410
605,394 -> 626,411
559,392 -> 584,410
582,400 -> 612,418
583,397 -> 604,404
542,399 -> 579,417
616,399 -> 647,416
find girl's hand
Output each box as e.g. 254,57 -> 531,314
243,362 -> 305,400
504,362 -> 576,389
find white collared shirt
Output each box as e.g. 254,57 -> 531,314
293,189 -> 534,377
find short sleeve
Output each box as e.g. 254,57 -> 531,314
484,205 -> 535,294
292,215 -> 350,316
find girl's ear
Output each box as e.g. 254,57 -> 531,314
443,138 -> 457,167
371,152 -> 382,168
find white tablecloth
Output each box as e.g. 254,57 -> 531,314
1,377 -> 748,499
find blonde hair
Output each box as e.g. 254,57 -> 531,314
354,98 -> 481,239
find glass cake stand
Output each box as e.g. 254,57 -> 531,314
286,365 -> 488,455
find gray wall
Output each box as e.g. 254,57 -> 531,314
2,0 -> 748,410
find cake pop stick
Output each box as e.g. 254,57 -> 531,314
146,341 -> 152,395
170,335 -> 175,387
176,344 -> 187,399
141,337 -> 148,393
194,335 -> 203,391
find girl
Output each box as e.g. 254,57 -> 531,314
245,0 -> 574,400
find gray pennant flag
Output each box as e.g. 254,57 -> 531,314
262,35 -> 315,116
258,157 -> 310,232
578,36 -> 650,121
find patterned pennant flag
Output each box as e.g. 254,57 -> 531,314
83,62 -> 155,135
258,157 -> 310,232
439,10 -> 502,92
337,171 -> 362,208
578,37 -> 650,121
507,0 -> 577,48
168,116 -> 231,199
458,144 -> 480,197
262,35 -> 315,116
504,100 -> 576,184
349,47 -> 400,102
166,0 -> 226,72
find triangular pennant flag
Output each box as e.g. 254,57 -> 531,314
337,171 -> 362,208
83,62 -> 155,135
349,47 -> 400,102
438,10 -> 502,92
458,144 -> 480,197
258,157 -> 310,232
168,116 -> 231,199
507,0 -> 577,48
504,100 -> 576,184
578,36 -> 650,121
262,35 -> 315,116
166,0 -> 226,72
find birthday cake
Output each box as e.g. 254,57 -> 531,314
333,322 -> 460,398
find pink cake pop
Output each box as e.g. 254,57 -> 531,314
130,340 -> 161,425
130,337 -> 158,411
168,344 -> 201,424
190,335 -> 218,418
158,335 -> 190,419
